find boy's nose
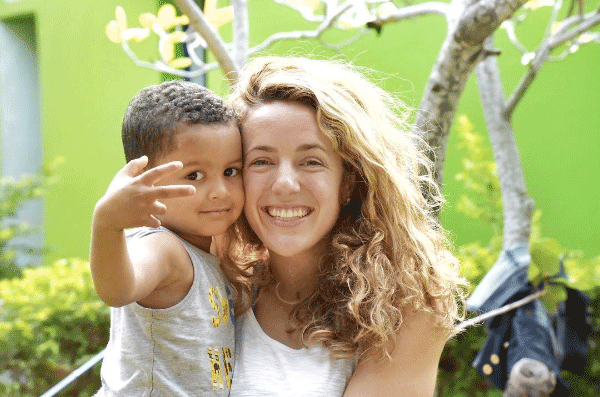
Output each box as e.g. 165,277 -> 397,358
210,178 -> 229,199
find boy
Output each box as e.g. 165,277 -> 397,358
90,80 -> 244,395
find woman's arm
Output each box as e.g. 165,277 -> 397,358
343,309 -> 449,397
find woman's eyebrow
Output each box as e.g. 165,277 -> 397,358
245,143 -> 326,154
245,145 -> 275,154
297,143 -> 326,153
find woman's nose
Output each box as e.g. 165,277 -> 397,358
272,162 -> 300,194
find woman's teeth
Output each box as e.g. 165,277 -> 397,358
267,207 -> 310,219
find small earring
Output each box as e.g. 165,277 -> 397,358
345,197 -> 351,205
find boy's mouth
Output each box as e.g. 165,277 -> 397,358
201,208 -> 230,214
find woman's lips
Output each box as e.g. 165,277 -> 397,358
264,206 -> 312,220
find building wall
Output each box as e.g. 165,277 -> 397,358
1,1 -> 598,263
0,0 -> 161,264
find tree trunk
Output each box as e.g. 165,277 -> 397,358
475,36 -> 534,250
415,0 -> 529,189
476,36 -> 554,396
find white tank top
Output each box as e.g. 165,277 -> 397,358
230,309 -> 355,396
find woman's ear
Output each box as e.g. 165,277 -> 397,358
340,169 -> 356,206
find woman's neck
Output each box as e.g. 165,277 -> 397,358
269,252 -> 320,303
252,250 -> 324,349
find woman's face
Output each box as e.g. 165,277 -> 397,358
242,101 -> 346,262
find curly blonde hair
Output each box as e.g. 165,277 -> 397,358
229,56 -> 466,359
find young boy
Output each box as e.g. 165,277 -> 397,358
90,80 -> 244,396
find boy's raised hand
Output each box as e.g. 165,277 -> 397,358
94,156 -> 195,231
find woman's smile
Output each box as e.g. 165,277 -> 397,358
242,101 -> 345,259
264,206 -> 312,219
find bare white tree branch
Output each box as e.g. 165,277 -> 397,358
121,41 -> 219,78
501,20 -> 529,54
274,0 -> 326,22
549,8 -> 600,49
321,2 -> 449,52
454,287 -> 547,333
504,7 -> 600,119
456,0 -> 527,45
173,0 -> 239,84
364,1 -> 450,23
319,28 -> 371,51
231,0 -> 249,70
247,2 -> 353,55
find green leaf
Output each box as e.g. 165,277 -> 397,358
562,257 -> 600,292
541,284 -> 567,315
530,238 -> 562,277
528,263 -> 542,287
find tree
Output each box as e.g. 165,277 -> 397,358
106,1 -> 600,395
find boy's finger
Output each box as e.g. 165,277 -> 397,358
152,201 -> 168,216
153,184 -> 196,199
148,215 -> 161,228
121,156 -> 149,177
139,161 -> 183,185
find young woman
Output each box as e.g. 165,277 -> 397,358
228,56 -> 465,396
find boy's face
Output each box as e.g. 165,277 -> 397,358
154,121 -> 244,250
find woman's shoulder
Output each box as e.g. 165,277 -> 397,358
343,308 -> 448,397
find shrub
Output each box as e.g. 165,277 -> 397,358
0,258 -> 109,396
436,116 -> 600,396
0,159 -> 62,280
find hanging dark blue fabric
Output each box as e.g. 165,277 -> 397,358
466,245 -> 591,395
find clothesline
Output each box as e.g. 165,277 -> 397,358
453,287 -> 548,334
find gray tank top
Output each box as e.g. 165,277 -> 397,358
99,227 -> 235,396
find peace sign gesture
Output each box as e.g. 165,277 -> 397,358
94,156 -> 196,231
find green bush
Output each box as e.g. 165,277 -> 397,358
436,116 -> 600,396
0,159 -> 62,280
0,258 -> 109,396
0,174 -> 44,279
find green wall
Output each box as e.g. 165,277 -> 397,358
0,0 -> 161,264
1,1 -> 598,264
208,3 -> 600,256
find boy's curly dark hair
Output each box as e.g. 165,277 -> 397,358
122,80 -> 234,165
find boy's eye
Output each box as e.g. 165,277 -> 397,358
224,168 -> 240,177
186,171 -> 204,181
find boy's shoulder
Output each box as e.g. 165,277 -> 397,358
125,225 -> 174,240
126,226 -> 182,247
126,226 -> 191,267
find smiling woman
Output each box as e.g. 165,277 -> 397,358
228,56 -> 466,397
242,101 -> 346,263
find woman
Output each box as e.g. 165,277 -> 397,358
227,56 -> 465,396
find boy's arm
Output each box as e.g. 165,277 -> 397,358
90,156 -> 195,307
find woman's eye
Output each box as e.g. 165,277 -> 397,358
186,171 -> 204,181
249,159 -> 270,166
224,168 -> 240,177
304,159 -> 323,166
